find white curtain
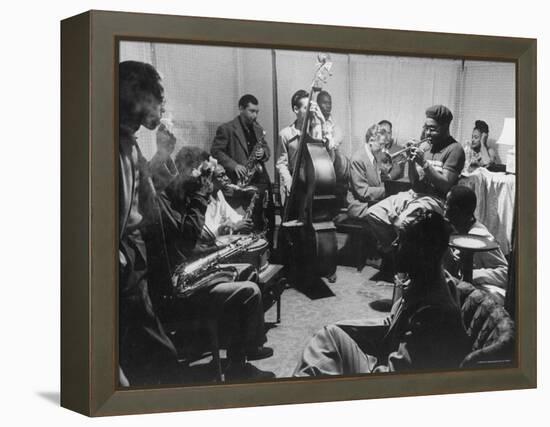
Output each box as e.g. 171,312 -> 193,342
348,55 -> 462,156
119,41 -> 515,178
120,41 -> 273,172
459,61 -> 516,162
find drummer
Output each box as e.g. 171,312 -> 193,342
444,186 -> 508,297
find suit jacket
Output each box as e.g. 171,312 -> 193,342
347,145 -> 386,206
210,116 -> 270,182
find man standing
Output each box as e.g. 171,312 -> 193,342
211,94 -> 274,243
366,105 -> 465,260
276,89 -> 348,205
317,90 -> 349,207
210,94 -> 270,187
118,60 -> 181,385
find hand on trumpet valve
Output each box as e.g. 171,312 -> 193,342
408,146 -> 426,166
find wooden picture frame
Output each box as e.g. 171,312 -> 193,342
61,10 -> 536,416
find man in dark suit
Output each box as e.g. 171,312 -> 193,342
210,94 -> 271,186
211,94 -> 274,244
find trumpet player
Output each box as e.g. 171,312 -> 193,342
366,105 -> 465,271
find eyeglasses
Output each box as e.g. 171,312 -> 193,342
422,125 -> 440,133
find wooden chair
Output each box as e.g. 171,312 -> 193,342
160,299 -> 224,382
334,206 -> 377,271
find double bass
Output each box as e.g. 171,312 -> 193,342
281,54 -> 338,289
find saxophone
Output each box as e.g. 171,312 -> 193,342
237,130 -> 267,188
243,188 -> 259,221
171,235 -> 260,298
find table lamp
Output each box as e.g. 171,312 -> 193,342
496,117 -> 515,174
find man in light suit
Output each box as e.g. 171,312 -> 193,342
347,124 -> 389,219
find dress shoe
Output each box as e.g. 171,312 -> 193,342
246,345 -> 274,361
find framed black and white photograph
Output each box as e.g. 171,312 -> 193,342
60,10 -> 536,416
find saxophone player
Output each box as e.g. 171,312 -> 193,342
203,163 -> 254,240
210,94 -> 271,188
147,146 -> 275,380
211,94 -> 274,245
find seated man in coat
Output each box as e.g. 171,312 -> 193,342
347,123 -> 391,219
444,186 -> 508,298
377,119 -> 405,181
293,211 -> 469,376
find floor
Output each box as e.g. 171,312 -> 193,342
253,264 -> 393,378
180,262 -> 395,383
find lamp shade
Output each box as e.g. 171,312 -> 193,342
496,117 -> 515,146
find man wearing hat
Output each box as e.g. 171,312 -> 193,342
365,105 -> 465,270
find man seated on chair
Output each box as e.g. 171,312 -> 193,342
377,119 -> 405,181
347,123 -> 390,219
365,105 -> 465,274
202,162 -> 255,241
293,211 -> 469,376
443,185 -> 508,298
146,146 -> 274,379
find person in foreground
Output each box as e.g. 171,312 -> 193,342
118,60 -> 181,385
293,211 -> 469,376
444,186 -> 508,298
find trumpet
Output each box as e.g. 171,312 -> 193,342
380,137 -> 431,164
